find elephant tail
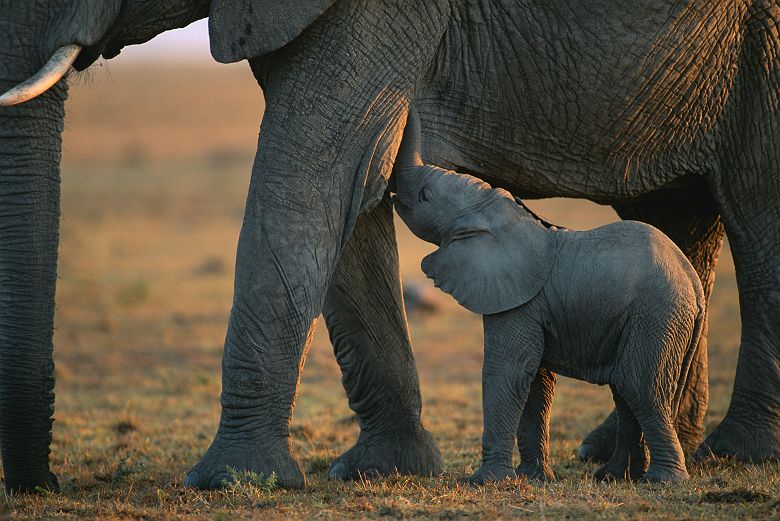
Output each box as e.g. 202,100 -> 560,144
672,280 -> 706,422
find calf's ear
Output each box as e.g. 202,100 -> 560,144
421,222 -> 554,315
209,0 -> 337,63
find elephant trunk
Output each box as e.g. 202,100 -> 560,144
395,108 -> 424,174
391,107 -> 429,208
0,64 -> 65,492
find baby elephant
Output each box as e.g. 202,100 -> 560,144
391,109 -> 705,483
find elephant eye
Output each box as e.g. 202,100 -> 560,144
418,187 -> 433,202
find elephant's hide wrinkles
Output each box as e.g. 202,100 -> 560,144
353,107 -> 405,217
416,0 -> 751,202
0,85 -> 65,492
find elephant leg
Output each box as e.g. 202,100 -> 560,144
695,20 -> 780,461
184,1 -> 449,489
578,410 -> 619,464
323,195 -> 442,480
183,118 -> 322,489
579,187 -> 724,462
515,367 -> 556,481
696,198 -> 780,460
634,407 -> 689,483
0,87 -> 66,493
183,112 -> 381,489
470,312 -> 545,484
593,388 -> 648,482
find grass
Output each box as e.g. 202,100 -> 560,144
1,62 -> 777,519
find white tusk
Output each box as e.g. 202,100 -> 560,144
0,44 -> 82,107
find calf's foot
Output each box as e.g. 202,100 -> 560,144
593,451 -> 647,482
593,462 -> 626,482
468,463 -> 516,484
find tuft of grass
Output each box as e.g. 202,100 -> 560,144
222,468 -> 278,493
699,488 -> 773,504
113,457 -> 145,483
218,468 -> 278,509
306,454 -> 334,474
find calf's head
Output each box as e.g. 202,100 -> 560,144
391,108 -> 556,315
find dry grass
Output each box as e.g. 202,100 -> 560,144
1,62 -> 777,519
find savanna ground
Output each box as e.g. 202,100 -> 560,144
1,60 -> 778,519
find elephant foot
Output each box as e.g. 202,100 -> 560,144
184,434 -> 305,490
593,459 -> 647,482
593,462 -> 627,482
595,443 -> 649,482
516,461 -> 556,482
638,466 -> 688,483
328,425 -> 443,481
578,411 -> 617,463
4,471 -> 59,495
468,463 -> 516,485
695,413 -> 780,462
594,459 -> 647,483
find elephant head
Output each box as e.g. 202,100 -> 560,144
391,109 -> 556,315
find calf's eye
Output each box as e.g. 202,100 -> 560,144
418,187 -> 432,202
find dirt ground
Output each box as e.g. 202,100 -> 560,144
1,61 -> 777,519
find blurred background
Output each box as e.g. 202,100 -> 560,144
54,18 -> 740,492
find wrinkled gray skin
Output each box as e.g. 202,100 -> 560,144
2,0 -> 779,493
392,109 -> 706,483
193,0 -> 780,489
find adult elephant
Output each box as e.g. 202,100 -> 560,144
1,0 -> 778,493
190,0 -> 778,487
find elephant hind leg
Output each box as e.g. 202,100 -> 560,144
698,159 -> 780,460
580,186 -> 724,463
611,318 -> 690,483
634,410 -> 689,483
594,388 -> 648,482
323,196 -> 443,480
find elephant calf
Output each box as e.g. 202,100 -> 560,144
391,110 -> 705,483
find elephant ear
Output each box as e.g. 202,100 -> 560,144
209,0 -> 337,63
421,224 -> 554,315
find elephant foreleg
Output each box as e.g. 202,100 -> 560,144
323,195 -> 442,480
579,187 -> 724,461
515,367 -> 556,481
184,0 -> 450,488
183,104 -> 385,491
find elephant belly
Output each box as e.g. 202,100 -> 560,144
421,0 -> 747,201
539,322 -> 625,387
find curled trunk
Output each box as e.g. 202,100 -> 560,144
394,107 -> 424,174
